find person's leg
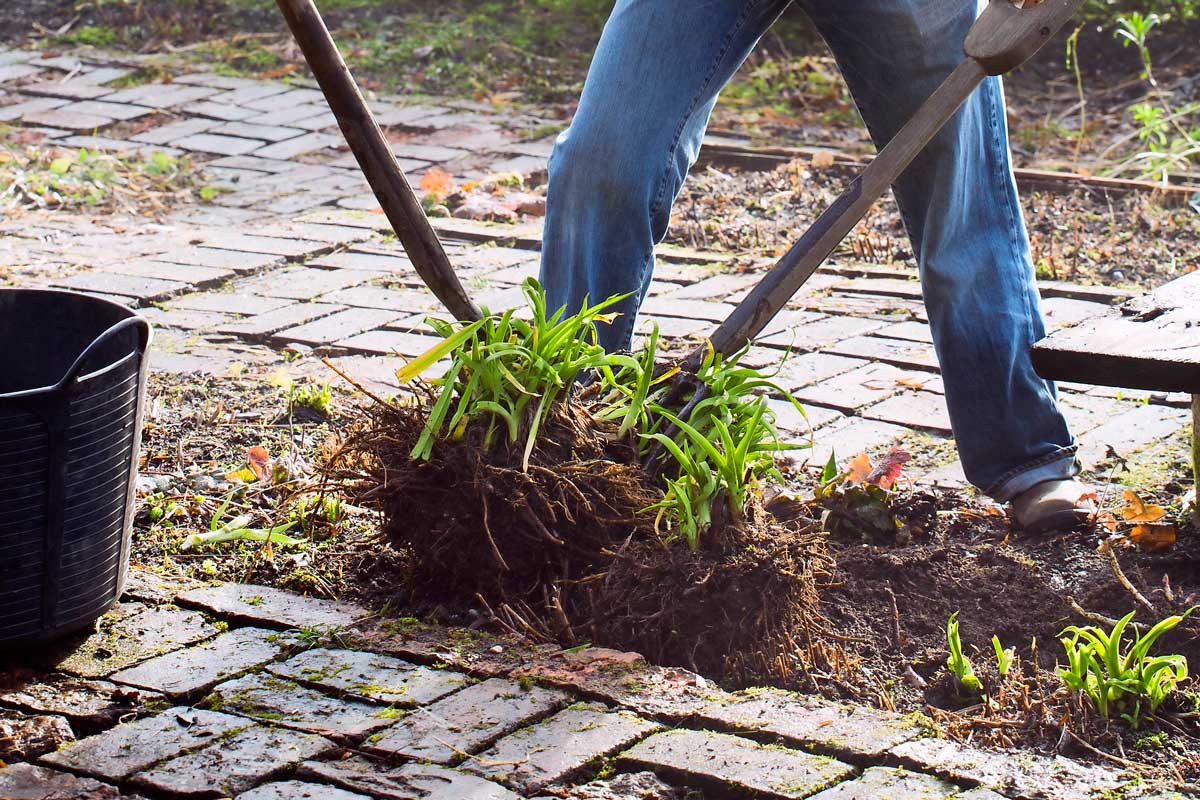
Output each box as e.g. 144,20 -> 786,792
540,0 -> 790,351
798,0 -> 1079,501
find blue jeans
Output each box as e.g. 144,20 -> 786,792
539,0 -> 1078,501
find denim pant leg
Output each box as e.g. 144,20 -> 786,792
800,0 -> 1079,499
540,0 -> 790,351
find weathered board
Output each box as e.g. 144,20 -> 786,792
1031,271 -> 1200,394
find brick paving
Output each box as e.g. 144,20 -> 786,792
0,46 -> 1192,799
0,578 -> 1159,799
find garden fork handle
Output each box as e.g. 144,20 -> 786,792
275,0 -> 483,323
697,0 -> 1083,368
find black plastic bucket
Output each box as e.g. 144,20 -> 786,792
0,290 -> 151,643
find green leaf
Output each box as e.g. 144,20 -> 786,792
397,318 -> 487,385
48,157 -> 72,176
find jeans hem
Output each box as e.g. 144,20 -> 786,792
987,446 -> 1080,503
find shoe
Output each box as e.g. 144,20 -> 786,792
1009,479 -> 1096,532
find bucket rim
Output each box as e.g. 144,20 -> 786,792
0,288 -> 152,401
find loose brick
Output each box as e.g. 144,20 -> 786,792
269,647 -> 468,706
22,107 -> 115,130
0,763 -> 124,800
242,104 -> 329,126
390,142 -> 469,162
104,259 -> 232,286
806,766 -> 960,799
890,738 -> 1124,800
213,120 -> 306,142
0,672 -> 162,728
140,307 -> 236,332
638,296 -> 736,322
188,100 -> 260,121
773,352 -> 866,391
663,272 -> 758,301
874,320 -> 934,344
299,757 -> 519,800
46,606 -> 217,678
52,271 -> 188,301
39,707 -> 249,780
311,250 -> 412,272
220,303 -> 347,338
462,704 -> 661,792
196,231 -> 330,258
367,677 -> 570,763
274,308 -> 405,345
0,63 -> 42,83
64,100 -> 154,121
257,222 -> 373,245
237,780 -> 372,800
318,285 -> 437,313
131,724 -> 338,799
21,80 -> 114,100
205,673 -> 393,738
0,96 -> 68,122
860,391 -> 953,435
242,87 -> 326,111
238,266 -> 375,299
620,729 -> 853,800
758,316 -> 885,351
101,83 -> 218,108
828,335 -> 939,371
834,277 -> 923,300
173,132 -> 266,155
177,583 -> 368,630
110,627 -> 296,698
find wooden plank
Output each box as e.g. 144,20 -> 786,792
1031,271 -> 1200,393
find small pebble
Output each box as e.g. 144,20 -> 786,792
490,645 -> 504,654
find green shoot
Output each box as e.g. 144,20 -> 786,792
992,635 -> 1015,678
946,611 -> 983,694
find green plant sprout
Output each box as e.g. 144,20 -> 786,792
946,611 -> 983,694
288,382 -> 333,417
992,635 -> 1015,678
1058,608 -> 1193,728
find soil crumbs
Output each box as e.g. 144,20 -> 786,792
133,371 -> 1200,780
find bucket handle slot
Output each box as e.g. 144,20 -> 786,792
54,316 -> 152,392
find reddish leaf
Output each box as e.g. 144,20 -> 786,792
1129,523 -> 1176,552
866,448 -> 911,490
247,446 -> 271,482
1119,488 -> 1167,524
419,168 -> 455,201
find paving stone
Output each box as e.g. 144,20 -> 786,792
0,762 -> 126,800
318,285 -> 437,312
102,83 -> 218,108
22,80 -> 115,100
204,673 -> 393,738
131,117 -> 217,144
142,306 -> 235,332
620,729 -> 853,800
109,626 -> 296,698
390,142 -> 469,163
758,316 -> 885,351
57,134 -> 182,157
195,231 -> 330,258
0,671 -> 162,729
769,397 -> 844,434
806,766 -> 960,799
1039,297 -> 1113,332
1076,403 -> 1189,468
773,352 -> 866,391
132,724 -> 338,799
1057,392 -> 1134,436
237,780 -> 372,800
801,418 -> 911,471
173,132 -> 267,155
242,103 -> 329,126
208,154 -> 307,173
39,706 -> 249,780
0,63 -> 41,83
463,704 -> 661,793
221,302 -> 347,337
274,307 -> 406,346
300,757 -> 520,800
157,246 -> 286,273
555,772 -> 685,800
213,120 -> 306,142
860,391 -> 953,435
638,314 -> 709,339
64,100 -> 154,121
269,647 -> 468,706
638,296 -> 736,322
694,687 -> 923,761
336,328 -> 443,357
828,335 -> 939,371
237,266 -> 375,299
242,87 -> 326,111
312,250 -> 412,272
915,460 -> 969,492
52,270 -> 188,301
45,605 -> 218,678
21,107 -> 115,130
367,677 -> 570,763
0,709 -> 74,760
105,259 -> 232,286
0,95 -> 68,122
178,582 -> 368,630
169,292 -> 291,315
254,132 -> 341,159
834,277 -> 923,300
889,738 -> 1124,800
189,100 -> 261,121
874,320 -> 934,344
792,362 -> 916,413
76,67 -> 135,86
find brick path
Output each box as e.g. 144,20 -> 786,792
1,48 -> 1190,488
0,48 -> 1192,799
0,576 -> 1174,799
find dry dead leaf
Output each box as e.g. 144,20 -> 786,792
419,168 -> 455,201
1119,488 -> 1168,524
846,452 -> 873,484
247,446 -> 271,482
1129,523 -> 1176,552
811,150 -> 836,168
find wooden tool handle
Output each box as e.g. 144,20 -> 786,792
966,0 -> 1086,75
275,0 -> 482,323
